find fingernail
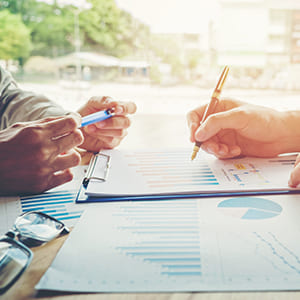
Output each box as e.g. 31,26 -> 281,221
115,106 -> 124,114
103,96 -> 113,103
230,148 -> 240,156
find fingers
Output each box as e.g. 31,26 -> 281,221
46,169 -> 74,192
187,110 -> 202,143
51,129 -> 83,155
83,115 -> 131,140
92,135 -> 122,149
99,96 -> 137,115
115,101 -> 137,115
194,109 -> 246,142
51,150 -> 81,172
201,140 -> 241,159
44,114 -> 82,139
78,96 -> 136,152
95,115 -> 131,129
30,151 -> 81,193
288,154 -> 300,187
86,128 -> 128,139
80,96 -> 137,116
187,107 -> 205,128
43,114 -> 84,155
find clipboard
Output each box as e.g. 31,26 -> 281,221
76,149 -> 300,203
82,152 -> 111,188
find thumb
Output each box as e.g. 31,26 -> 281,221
195,108 -> 246,142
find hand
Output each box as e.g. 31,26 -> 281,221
77,96 -> 137,152
289,154 -> 300,188
187,99 -> 300,159
0,114 -> 83,195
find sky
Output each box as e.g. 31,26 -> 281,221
115,0 -> 219,34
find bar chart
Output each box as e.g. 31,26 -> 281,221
115,200 -> 202,278
85,149 -> 297,199
20,190 -> 84,227
126,150 -> 219,189
37,194 -> 300,292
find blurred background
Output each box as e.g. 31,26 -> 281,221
1,0 -> 300,148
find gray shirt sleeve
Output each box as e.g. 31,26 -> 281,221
0,67 -> 69,129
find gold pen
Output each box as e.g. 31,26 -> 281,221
191,65 -> 229,161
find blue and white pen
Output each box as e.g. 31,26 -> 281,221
80,108 -> 115,128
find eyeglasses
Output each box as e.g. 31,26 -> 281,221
0,211 -> 69,294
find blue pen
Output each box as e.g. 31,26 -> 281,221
80,108 -> 115,127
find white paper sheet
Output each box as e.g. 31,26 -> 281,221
0,196 -> 22,235
85,149 -> 298,197
36,194 -> 300,292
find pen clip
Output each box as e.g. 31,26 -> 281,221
106,107 -> 116,116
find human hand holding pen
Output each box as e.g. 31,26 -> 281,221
77,96 -> 137,152
187,98 -> 300,159
0,114 -> 83,195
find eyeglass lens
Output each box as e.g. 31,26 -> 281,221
14,212 -> 65,246
0,211 -> 67,294
0,240 -> 32,291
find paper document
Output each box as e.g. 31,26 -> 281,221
85,149 -> 298,198
0,197 -> 22,235
36,194 -> 300,292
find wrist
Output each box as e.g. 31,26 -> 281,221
279,111 -> 300,153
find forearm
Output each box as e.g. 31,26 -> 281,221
278,110 -> 300,154
0,68 -> 68,129
0,90 -> 68,129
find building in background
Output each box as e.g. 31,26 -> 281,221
217,0 -> 268,69
216,0 -> 300,89
54,52 -> 150,83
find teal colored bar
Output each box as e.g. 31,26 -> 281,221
126,251 -> 200,256
144,258 -> 200,262
162,264 -> 201,269
161,271 -> 202,276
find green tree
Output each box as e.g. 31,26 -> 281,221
80,0 -> 126,56
0,0 -> 151,59
29,9 -> 74,57
0,10 -> 31,64
0,0 -> 74,57
116,10 -> 151,57
80,0 -> 150,57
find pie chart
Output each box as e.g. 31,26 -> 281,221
217,197 -> 282,220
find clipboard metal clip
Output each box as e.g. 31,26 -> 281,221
83,153 -> 111,188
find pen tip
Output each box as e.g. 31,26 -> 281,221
191,144 -> 200,161
191,152 -> 196,161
